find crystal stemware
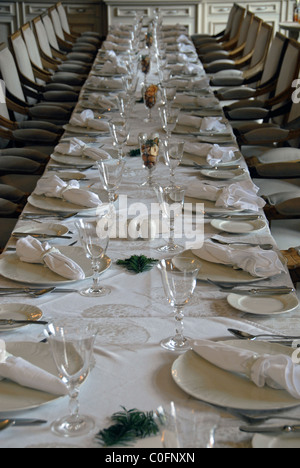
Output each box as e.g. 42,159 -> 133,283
160,82 -> 177,110
97,158 -> 125,209
75,217 -> 111,297
157,257 -> 200,352
140,54 -> 151,86
154,184 -> 185,252
45,321 -> 98,437
139,132 -> 160,187
158,105 -> 181,140
142,83 -> 159,123
109,117 -> 130,159
162,138 -> 185,186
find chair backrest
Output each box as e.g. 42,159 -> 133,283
260,32 -> 288,87
0,43 -> 25,104
42,13 -> 60,51
21,23 -> 44,70
33,16 -> 54,60
235,11 -> 254,48
49,5 -> 65,41
249,21 -> 273,68
242,16 -> 262,58
9,31 -> 36,85
228,5 -> 246,41
56,1 -> 71,35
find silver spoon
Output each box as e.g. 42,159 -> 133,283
228,328 -> 300,341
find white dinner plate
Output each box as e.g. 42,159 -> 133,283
63,124 -> 109,135
210,219 -> 267,234
0,246 -> 110,285
0,342 -> 66,413
27,194 -> 98,215
227,293 -> 299,316
253,433 -> 300,448
13,223 -> 69,239
50,154 -> 96,167
0,304 -> 43,331
200,168 -> 247,180
173,249 -> 267,284
172,341 -> 300,411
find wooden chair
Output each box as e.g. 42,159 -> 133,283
281,248 -> 300,285
56,1 -> 102,42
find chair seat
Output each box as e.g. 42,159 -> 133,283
0,218 -> 18,251
0,148 -> 49,163
0,174 -> 40,193
281,248 -> 300,285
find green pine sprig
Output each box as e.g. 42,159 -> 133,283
95,407 -> 159,447
116,255 -> 158,273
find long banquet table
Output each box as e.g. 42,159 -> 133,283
0,25 -> 300,449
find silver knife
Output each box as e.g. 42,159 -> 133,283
0,319 -> 48,325
194,163 -> 241,170
223,287 -> 294,296
0,419 -> 47,426
12,233 -> 73,240
240,424 -> 300,434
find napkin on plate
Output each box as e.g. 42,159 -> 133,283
86,93 -> 116,109
206,144 -> 238,166
200,117 -> 228,133
177,114 -> 202,128
86,76 -> 122,90
34,174 -> 101,208
100,57 -> 127,75
102,41 -> 129,52
0,340 -> 67,396
16,236 -> 86,281
70,109 -> 110,132
186,180 -> 266,212
192,339 -> 300,399
55,138 -> 111,161
192,239 -> 285,277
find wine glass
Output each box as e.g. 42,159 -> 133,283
109,117 -> 130,160
97,158 -> 125,209
45,321 -> 98,437
75,217 -> 111,297
154,403 -> 219,448
157,257 -> 200,352
162,138 -> 185,186
142,83 -> 159,123
154,184 -> 185,252
158,105 -> 181,140
139,132 -> 160,187
161,82 -> 177,110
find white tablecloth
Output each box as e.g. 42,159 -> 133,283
0,35 -> 299,449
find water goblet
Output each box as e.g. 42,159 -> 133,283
160,82 -> 177,109
154,184 -> 185,252
109,117 -> 130,159
139,132 -> 160,187
157,256 -> 200,352
162,138 -> 185,186
97,158 -> 125,209
45,321 -> 98,437
75,217 -> 111,297
140,55 -> 151,86
158,105 -> 181,140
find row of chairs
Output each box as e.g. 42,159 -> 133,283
0,2 -> 104,250
193,3 -> 300,283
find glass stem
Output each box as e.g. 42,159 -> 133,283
173,306 -> 185,345
170,169 -> 175,186
68,382 -> 80,422
168,216 -> 176,249
92,260 -> 101,292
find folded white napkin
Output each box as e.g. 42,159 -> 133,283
70,110 -> 110,132
186,180 -> 266,212
177,114 -> 202,128
34,174 -> 101,208
206,144 -> 238,166
192,339 -> 300,399
192,239 -> 285,277
200,117 -> 227,133
86,76 -> 122,90
175,95 -> 219,108
101,57 -> 127,75
16,236 -> 86,281
0,340 -> 67,396
102,41 -> 129,52
55,138 -> 111,161
87,93 -> 116,109
106,34 -> 130,45
169,64 -> 200,76
184,141 -> 212,156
